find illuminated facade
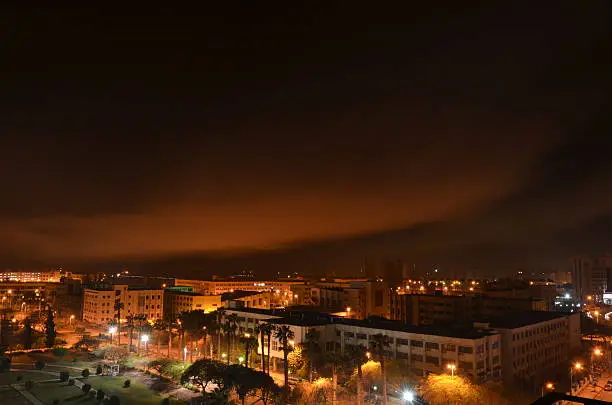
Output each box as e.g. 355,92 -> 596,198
0,270 -> 70,283
83,284 -> 163,325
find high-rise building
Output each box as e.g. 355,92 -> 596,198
570,254 -> 612,300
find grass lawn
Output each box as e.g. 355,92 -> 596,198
87,376 -> 178,405
0,371 -> 56,385
30,381 -> 91,405
0,385 -> 30,405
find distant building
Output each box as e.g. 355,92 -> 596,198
82,284 -> 163,325
174,278 -> 300,296
221,290 -> 276,310
0,269 -> 71,283
163,287 -> 221,321
290,278 -> 389,319
389,293 -> 547,325
571,254 -> 612,300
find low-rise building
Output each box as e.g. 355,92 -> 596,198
82,284 -> 163,325
389,293 -> 548,325
477,311 -> 580,391
223,308 -> 502,383
163,287 -> 222,320
174,279 -> 301,296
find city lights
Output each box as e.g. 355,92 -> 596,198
402,390 -> 415,402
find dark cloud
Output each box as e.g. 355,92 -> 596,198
0,4 -> 610,275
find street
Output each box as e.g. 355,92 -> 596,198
574,370 -> 612,402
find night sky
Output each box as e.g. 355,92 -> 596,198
1,4 -> 611,277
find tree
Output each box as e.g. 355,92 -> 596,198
152,318 -> 167,355
273,325 -> 295,388
23,319 -> 34,350
126,314 -> 135,352
369,334 -> 391,405
419,374 -> 482,405
303,328 -> 322,382
323,351 -> 350,404
113,301 -> 124,346
179,310 -> 208,362
181,359 -> 226,392
346,343 -> 368,405
215,309 -> 226,361
221,321 -> 234,365
224,365 -> 278,405
45,306 -> 56,348
104,346 -> 128,363
239,333 -> 258,368
226,314 -> 239,363
265,324 -> 275,374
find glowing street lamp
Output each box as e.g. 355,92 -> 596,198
183,346 -> 188,361
221,353 -> 227,359
346,307 -> 352,318
570,363 -> 583,391
69,315 -> 75,325
541,382 -> 554,397
447,363 -> 456,377
594,311 -> 600,324
238,356 -> 245,364
402,390 -> 415,403
366,351 -> 371,359
108,326 -> 117,344
141,334 -> 149,354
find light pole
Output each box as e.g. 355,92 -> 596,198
447,363 -> 456,377
541,382 -> 554,397
183,346 -> 187,361
141,334 -> 149,355
243,333 -> 251,367
570,363 -> 582,393
69,315 -> 75,326
591,348 -> 603,377
594,311 -> 600,325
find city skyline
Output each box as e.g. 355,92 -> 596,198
1,4 -> 611,278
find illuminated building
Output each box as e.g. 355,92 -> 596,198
82,284 -> 163,325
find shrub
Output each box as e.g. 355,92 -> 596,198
25,380 -> 34,390
109,395 -> 120,405
88,390 -> 96,398
82,383 -> 91,394
162,398 -> 170,405
52,400 -> 59,405
96,389 -> 105,401
0,357 -> 10,372
34,360 -> 45,370
96,365 -> 103,375
68,378 -> 75,385
16,375 -> 23,381
123,379 -> 131,388
82,368 -> 90,378
59,371 -> 69,382
52,347 -> 68,357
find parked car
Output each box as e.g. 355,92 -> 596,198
604,381 -> 612,391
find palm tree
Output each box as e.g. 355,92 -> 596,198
134,314 -> 147,355
221,321 -> 234,364
273,325 -> 295,388
256,322 -> 275,373
215,309 -> 226,361
265,324 -> 275,374
325,351 -> 350,404
126,314 -> 135,352
152,318 -> 167,354
226,313 -> 239,362
369,334 -> 391,405
346,343 -> 368,405
304,328 -> 321,382
113,301 -> 124,346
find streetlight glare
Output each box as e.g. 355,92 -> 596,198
546,382 -> 554,390
108,326 -> 117,334
141,334 -> 149,342
402,390 -> 415,402
575,362 -> 582,370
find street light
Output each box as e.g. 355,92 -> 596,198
570,363 -> 582,392
183,346 -> 187,361
108,326 -> 117,344
402,390 -> 415,403
541,382 -> 554,397
141,335 -> 149,354
594,311 -> 600,324
238,356 -> 245,364
221,353 -> 227,359
69,315 -> 75,326
447,363 -> 456,377
346,307 -> 351,318
366,351 -> 371,359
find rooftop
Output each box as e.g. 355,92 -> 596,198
482,311 -> 571,329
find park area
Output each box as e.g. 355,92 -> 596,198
0,349 -> 191,405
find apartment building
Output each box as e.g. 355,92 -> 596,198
479,311 -> 581,390
163,287 -> 222,321
82,284 -> 163,325
223,308 -> 502,383
389,293 -> 547,325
